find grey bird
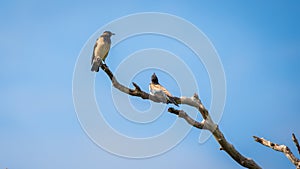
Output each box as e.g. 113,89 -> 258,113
91,31 -> 115,72
149,73 -> 179,107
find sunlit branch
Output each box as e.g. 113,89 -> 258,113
99,63 -> 261,169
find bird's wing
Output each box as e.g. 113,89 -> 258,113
91,40 -> 98,65
160,85 -> 173,97
158,85 -> 179,106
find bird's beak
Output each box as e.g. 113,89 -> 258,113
112,33 -> 115,35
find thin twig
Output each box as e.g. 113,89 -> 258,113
292,133 -> 300,155
168,108 -> 205,129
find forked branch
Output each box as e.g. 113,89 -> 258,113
99,63 -> 261,168
253,135 -> 300,169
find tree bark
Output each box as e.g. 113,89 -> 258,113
254,135 -> 300,169
98,63 -> 262,169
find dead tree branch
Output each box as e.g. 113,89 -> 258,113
168,108 -> 261,169
168,108 -> 205,129
253,136 -> 300,168
99,63 -> 261,169
292,133 -> 300,155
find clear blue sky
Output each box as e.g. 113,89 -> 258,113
1,0 -> 300,169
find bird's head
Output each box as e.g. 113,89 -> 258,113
151,73 -> 159,84
103,31 -> 115,37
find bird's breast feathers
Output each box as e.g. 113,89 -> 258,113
93,41 -> 110,59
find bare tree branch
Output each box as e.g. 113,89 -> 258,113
168,108 -> 205,129
292,133 -> 300,155
168,107 -> 261,169
253,136 -> 300,168
100,63 -> 176,104
99,63 -> 261,169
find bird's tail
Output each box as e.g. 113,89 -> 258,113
91,63 -> 99,72
167,96 -> 179,107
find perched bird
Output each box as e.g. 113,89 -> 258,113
91,31 -> 115,72
149,73 -> 179,107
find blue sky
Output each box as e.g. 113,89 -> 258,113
1,0 -> 300,169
